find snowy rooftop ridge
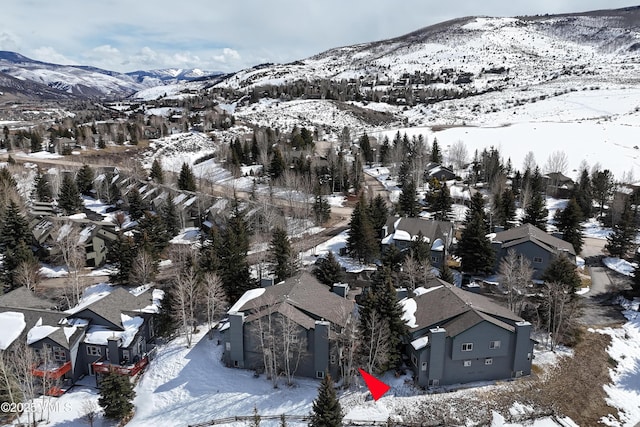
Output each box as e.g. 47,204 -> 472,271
0,312 -> 26,350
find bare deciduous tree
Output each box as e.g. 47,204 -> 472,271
362,311 -> 391,375
53,221 -> 86,308
522,151 -> 536,173
498,249 -> 533,316
10,341 -> 38,426
278,315 -> 307,386
544,150 -> 569,175
203,272 -> 226,339
129,249 -> 157,286
334,308 -> 359,388
80,398 -> 100,427
448,140 -> 468,170
14,258 -> 43,292
172,266 -> 200,348
542,282 -> 578,351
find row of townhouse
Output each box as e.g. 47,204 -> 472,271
0,286 -> 160,394
220,272 -> 535,387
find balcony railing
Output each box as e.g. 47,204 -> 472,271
92,356 -> 148,376
32,360 -> 72,379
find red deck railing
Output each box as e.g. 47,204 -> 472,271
92,356 -> 148,376
32,361 -> 72,379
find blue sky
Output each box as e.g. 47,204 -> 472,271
1,1 -> 637,73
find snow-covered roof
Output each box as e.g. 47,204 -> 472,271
26,317 -> 59,345
84,314 -> 144,347
393,229 -> 412,241
431,238 -> 444,251
228,288 -> 266,314
399,297 -> 418,328
413,285 -> 443,296
411,336 -> 429,351
0,312 -> 26,350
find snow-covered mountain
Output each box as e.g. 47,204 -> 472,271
127,68 -> 223,83
217,7 -> 640,92
0,51 -> 159,99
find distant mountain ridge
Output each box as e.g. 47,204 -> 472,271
0,51 -> 222,100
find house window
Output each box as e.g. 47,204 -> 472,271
52,346 -> 66,362
431,256 -> 439,263
485,358 -> 493,365
411,354 -> 418,367
489,340 -> 501,349
225,342 -> 231,351
86,346 -> 101,357
233,360 -> 239,367
429,379 -> 439,387
533,257 -> 543,264
122,350 -> 130,363
463,360 -> 472,367
421,362 -> 428,372
289,334 -> 299,343
316,371 -> 325,379
330,354 -> 337,365
462,343 -> 473,352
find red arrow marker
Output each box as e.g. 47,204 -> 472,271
358,368 -> 390,401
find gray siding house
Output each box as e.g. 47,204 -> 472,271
381,217 -> 454,268
491,224 -> 576,279
221,272 -> 354,380
0,285 -> 160,393
402,279 -> 535,387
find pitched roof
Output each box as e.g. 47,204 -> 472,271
72,287 -> 152,330
0,306 -> 78,349
234,272 -> 354,329
0,287 -> 58,310
406,279 -> 523,336
493,223 -> 575,256
383,217 -> 453,242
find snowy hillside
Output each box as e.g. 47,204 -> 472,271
0,51 -> 160,98
216,10 -> 640,91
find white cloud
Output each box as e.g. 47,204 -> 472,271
31,47 -> 76,65
0,31 -> 20,52
213,48 -> 241,63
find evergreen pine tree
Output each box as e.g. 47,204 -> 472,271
135,212 -> 170,260
378,136 -> 390,166
500,188 -> 517,229
555,197 -> 584,254
312,190 -> 331,225
313,251 -> 343,287
605,200 -> 635,258
457,211 -> 495,274
98,371 -> 135,420
58,174 -> 84,215
127,187 -> 147,221
368,194 -> 388,234
217,205 -> 254,302
98,134 -> 106,149
467,192 -> 489,233
592,169 -> 615,220
380,244 -> 404,273
269,227 -> 298,283
162,193 -> 180,237
32,167 -> 53,202
75,164 -> 95,196
523,192 -> 548,231
398,180 -> 419,217
359,133 -> 374,166
410,230 -> 431,263
542,255 -> 581,293
431,181 -> 453,221
346,194 -> 379,263
309,373 -> 342,427
177,162 -> 196,192
572,169 -> 592,219
250,134 -> 260,164
149,159 -> 164,184
198,227 -> 221,274
632,254 -> 640,295
108,233 -> 138,285
431,139 -> 442,163
269,148 -> 286,180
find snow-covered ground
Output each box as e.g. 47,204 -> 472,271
603,257 -> 636,277
300,230 -> 375,274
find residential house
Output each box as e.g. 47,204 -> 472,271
424,162 -> 457,183
402,279 -> 535,387
543,172 -> 574,198
220,272 -> 355,380
490,223 -> 576,280
0,285 -> 161,393
381,217 -> 454,268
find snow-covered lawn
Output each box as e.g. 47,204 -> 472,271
300,230 -> 376,274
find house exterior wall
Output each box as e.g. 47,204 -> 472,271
410,321 -> 533,387
493,241 -> 556,279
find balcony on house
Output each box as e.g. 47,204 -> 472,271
32,360 -> 72,380
92,355 -> 149,377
